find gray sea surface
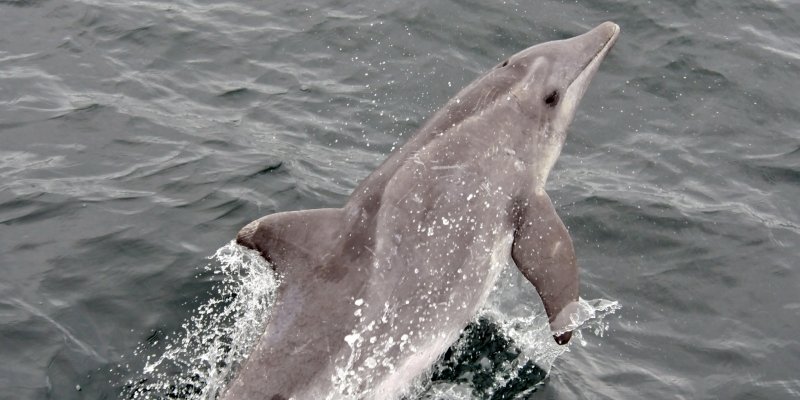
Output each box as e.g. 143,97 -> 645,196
1,0 -> 799,399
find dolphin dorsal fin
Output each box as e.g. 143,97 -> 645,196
236,208 -> 344,271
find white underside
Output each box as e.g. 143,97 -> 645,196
364,233 -> 514,400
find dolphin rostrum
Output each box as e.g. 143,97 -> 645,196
224,21 -> 619,400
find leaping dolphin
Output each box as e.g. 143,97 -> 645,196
224,21 -> 619,400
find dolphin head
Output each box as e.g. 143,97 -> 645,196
503,22 -> 619,186
442,22 -> 619,188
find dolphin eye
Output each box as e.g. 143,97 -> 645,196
544,90 -> 559,107
500,59 -> 509,68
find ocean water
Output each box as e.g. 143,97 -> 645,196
1,0 -> 799,399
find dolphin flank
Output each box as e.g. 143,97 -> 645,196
224,21 -> 620,400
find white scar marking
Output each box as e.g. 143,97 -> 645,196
430,164 -> 464,170
551,240 -> 562,257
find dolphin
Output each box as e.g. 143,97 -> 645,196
224,21 -> 619,400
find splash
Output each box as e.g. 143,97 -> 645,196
490,297 -> 620,367
121,241 -> 279,399
120,243 -> 619,400
421,266 -> 621,399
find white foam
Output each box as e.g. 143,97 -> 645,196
121,242 -> 619,400
121,241 -> 279,400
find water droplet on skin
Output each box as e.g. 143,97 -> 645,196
344,334 -> 359,347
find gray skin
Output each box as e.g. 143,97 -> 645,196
225,22 -> 619,400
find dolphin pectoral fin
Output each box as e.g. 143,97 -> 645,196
236,208 -> 344,271
511,194 -> 578,345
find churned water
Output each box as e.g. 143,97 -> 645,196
120,242 -> 617,399
1,0 -> 799,399
121,243 -> 280,399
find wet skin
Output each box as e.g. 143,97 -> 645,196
225,22 -> 620,400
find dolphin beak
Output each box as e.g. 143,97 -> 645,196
567,21 -> 620,92
593,21 -> 621,44
549,21 -> 619,137
577,21 -> 620,60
